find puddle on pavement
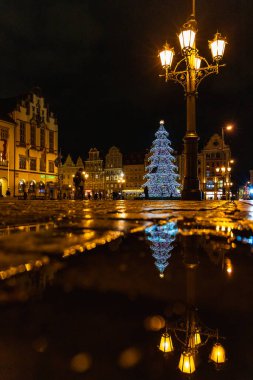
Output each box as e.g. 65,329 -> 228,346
0,219 -> 253,380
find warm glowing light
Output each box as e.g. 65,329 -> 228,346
144,315 -> 165,331
209,32 -> 227,61
159,332 -> 174,353
159,43 -> 174,68
226,125 -> 233,131
225,258 -> 233,275
178,351 -> 195,373
82,171 -> 89,179
179,28 -> 196,51
194,57 -> 201,70
188,331 -> 202,348
210,343 -> 226,364
194,330 -> 202,346
118,347 -> 142,368
70,352 -> 92,373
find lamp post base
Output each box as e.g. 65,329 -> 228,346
182,178 -> 202,200
181,189 -> 202,200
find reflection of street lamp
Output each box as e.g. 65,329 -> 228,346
158,0 -> 227,200
82,171 -> 89,199
159,307 -> 226,373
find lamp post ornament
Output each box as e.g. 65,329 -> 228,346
159,0 -> 227,200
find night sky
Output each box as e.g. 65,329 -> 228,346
0,0 -> 252,185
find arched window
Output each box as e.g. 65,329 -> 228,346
29,180 -> 36,193
18,180 -> 26,193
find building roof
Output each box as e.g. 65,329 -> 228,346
63,154 -> 75,167
0,87 -> 52,124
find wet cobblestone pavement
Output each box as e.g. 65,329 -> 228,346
0,199 -> 253,379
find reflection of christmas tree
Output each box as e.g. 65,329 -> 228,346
145,221 -> 178,277
143,120 -> 179,198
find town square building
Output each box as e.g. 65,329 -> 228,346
0,88 -> 58,198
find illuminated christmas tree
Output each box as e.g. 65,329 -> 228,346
145,221 -> 178,277
144,120 -> 179,198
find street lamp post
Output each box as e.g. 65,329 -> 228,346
216,166 -> 232,200
82,171 -> 89,199
221,124 -> 233,150
159,0 -> 227,200
117,172 -> 125,199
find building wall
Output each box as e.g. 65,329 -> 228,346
0,89 -> 58,197
84,148 -> 104,195
104,146 -> 124,196
0,120 -> 13,196
178,133 -> 232,200
59,154 -> 79,196
250,170 -> 253,185
123,163 -> 145,198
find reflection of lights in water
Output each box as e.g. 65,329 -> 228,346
215,223 -> 234,235
62,231 -> 122,257
225,258 -> 233,275
144,315 -> 165,331
145,221 -> 178,277
236,235 -> 253,246
158,309 -> 226,374
159,332 -> 174,352
118,347 -> 142,368
0,256 -> 50,281
70,352 -> 92,373
33,337 -> 48,353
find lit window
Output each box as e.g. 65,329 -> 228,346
19,155 -> 26,169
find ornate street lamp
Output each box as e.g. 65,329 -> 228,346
158,308 -> 226,374
221,124 -> 233,150
159,331 -> 174,353
159,0 -> 227,200
215,166 -> 232,200
82,171 -> 89,199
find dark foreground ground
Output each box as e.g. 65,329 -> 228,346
0,199 -> 253,380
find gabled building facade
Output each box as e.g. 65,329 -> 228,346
104,146 -> 124,197
84,148 -> 104,197
0,88 -> 58,198
59,154 -> 84,198
178,133 -> 233,200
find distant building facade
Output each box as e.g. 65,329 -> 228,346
59,154 -> 85,198
104,146 -> 124,197
84,148 -> 104,197
123,152 -> 147,198
0,88 -> 58,198
178,133 -> 233,200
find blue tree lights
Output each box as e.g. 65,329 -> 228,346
144,120 -> 180,198
145,221 -> 178,277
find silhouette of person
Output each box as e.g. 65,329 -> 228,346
144,186 -> 149,199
